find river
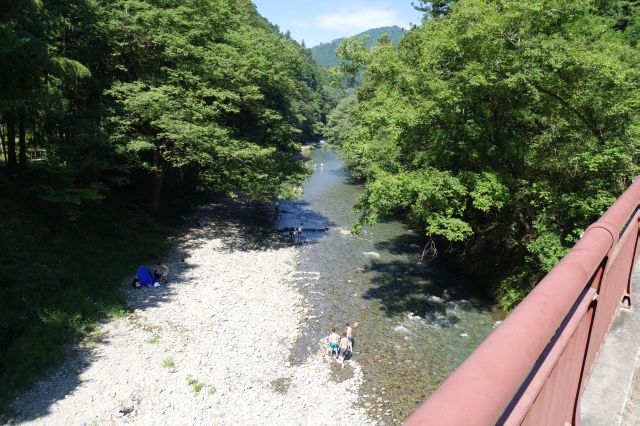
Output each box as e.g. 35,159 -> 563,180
277,145 -> 502,423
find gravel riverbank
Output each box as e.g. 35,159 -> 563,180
8,213 -> 372,425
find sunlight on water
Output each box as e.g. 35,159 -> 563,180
278,145 -> 502,423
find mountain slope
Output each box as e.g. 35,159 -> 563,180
311,26 -> 406,68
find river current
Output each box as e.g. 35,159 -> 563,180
277,145 -> 502,423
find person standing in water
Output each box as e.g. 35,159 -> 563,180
329,328 -> 340,357
297,223 -> 304,244
346,323 -> 354,350
338,335 -> 351,367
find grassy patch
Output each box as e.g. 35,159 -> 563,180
162,357 -> 174,368
83,330 -> 109,348
146,335 -> 160,345
0,172 -> 169,409
186,374 -> 204,393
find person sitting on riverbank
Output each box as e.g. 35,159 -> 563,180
133,266 -> 159,288
153,263 -> 169,284
329,328 -> 340,358
338,335 -> 352,367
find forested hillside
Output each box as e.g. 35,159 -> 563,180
311,26 -> 406,68
0,0 -> 337,216
326,0 -> 640,310
0,0 -> 337,405
3,0 -> 639,413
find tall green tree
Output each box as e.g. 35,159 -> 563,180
101,0 -> 321,216
328,0 -> 640,310
0,0 -> 46,170
0,0 -> 328,402
412,0 -> 452,18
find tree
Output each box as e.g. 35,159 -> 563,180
0,0 -> 93,172
412,0 -> 453,18
0,0 -> 329,402
101,0 -> 321,216
327,0 -> 640,310
0,0 -> 46,170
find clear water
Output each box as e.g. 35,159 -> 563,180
277,145 -> 502,423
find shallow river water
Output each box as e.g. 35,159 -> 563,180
277,145 -> 502,423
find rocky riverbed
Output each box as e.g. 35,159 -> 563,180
7,212 -> 371,425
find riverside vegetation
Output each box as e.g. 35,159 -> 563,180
310,26 -> 406,68
1,0 -> 639,416
0,0 -> 341,407
325,0 -> 640,310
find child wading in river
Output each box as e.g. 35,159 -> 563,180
338,336 -> 352,368
328,328 -> 340,357
346,323 -> 354,350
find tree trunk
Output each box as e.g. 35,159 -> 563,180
6,112 -> 17,171
32,123 -> 37,159
0,123 -> 7,163
18,118 -> 27,169
151,170 -> 164,218
151,147 -> 165,218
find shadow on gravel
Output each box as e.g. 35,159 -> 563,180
187,200 -> 280,252
8,196 -> 328,422
178,197 -> 334,254
8,338 -> 107,422
8,285 -> 181,423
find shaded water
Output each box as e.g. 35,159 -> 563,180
278,146 -> 502,423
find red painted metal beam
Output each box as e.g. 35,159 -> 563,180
406,178 -> 640,425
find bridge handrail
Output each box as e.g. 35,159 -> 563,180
406,178 -> 640,425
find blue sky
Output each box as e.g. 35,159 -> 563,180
251,1 -> 424,47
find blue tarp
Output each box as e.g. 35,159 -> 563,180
136,266 -> 155,286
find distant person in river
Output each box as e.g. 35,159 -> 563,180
338,335 -> 352,367
297,223 -> 304,243
154,263 -> 169,283
329,328 -> 340,358
289,226 -> 295,242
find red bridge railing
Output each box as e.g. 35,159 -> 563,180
406,178 -> 640,425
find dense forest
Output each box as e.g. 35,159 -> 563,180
311,26 -> 406,68
326,0 -> 640,310
0,0 -> 340,405
0,0 -> 341,216
2,0 -> 640,411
